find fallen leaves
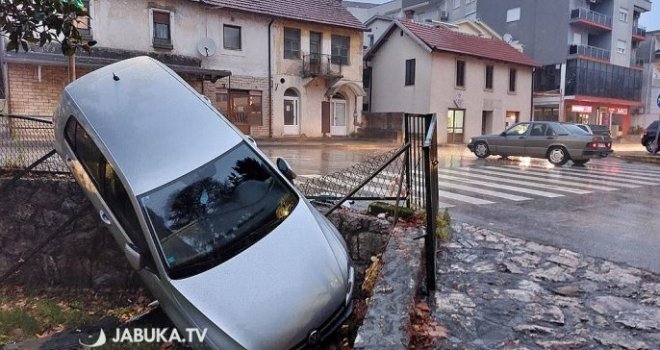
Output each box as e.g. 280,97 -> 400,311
409,301 -> 448,349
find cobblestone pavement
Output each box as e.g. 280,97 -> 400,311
434,223 -> 660,350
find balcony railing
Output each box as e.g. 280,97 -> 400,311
569,44 -> 610,61
302,54 -> 342,78
570,8 -> 612,28
631,56 -> 644,67
633,25 -> 647,39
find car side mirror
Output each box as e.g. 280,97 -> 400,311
277,158 -> 297,181
247,136 -> 257,147
500,132 -> 507,137
124,242 -> 145,271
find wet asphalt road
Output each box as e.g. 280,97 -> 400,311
262,144 -> 660,274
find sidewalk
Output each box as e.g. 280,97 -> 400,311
612,140 -> 660,165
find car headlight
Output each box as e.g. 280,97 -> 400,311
468,138 -> 473,144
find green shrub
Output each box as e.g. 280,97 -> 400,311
368,201 -> 415,220
435,209 -> 452,241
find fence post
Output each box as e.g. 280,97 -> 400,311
423,115 -> 437,291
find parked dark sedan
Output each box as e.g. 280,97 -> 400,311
467,122 -> 613,166
641,120 -> 659,154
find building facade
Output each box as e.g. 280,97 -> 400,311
639,30 -> 660,127
349,0 -> 653,136
0,0 -> 366,138
366,20 -> 537,144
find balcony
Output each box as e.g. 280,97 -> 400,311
570,8 -> 612,31
634,0 -> 652,12
631,56 -> 644,68
569,44 -> 610,62
632,25 -> 646,41
302,54 -> 342,79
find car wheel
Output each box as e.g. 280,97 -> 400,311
645,141 -> 658,154
474,142 -> 490,159
573,159 -> 589,166
547,146 -> 569,166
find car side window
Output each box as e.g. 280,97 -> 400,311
546,125 -> 557,136
64,117 -> 154,267
529,124 -> 547,137
505,123 -> 529,136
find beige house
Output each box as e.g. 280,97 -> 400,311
0,0 -> 366,138
365,19 -> 538,144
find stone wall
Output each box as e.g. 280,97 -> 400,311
0,176 -> 389,290
0,175 -> 137,289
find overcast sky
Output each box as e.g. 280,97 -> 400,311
351,0 -> 659,31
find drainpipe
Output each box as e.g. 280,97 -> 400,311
268,18 -> 274,138
530,67 -> 535,121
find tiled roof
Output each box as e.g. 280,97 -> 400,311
398,19 -> 539,67
200,0 -> 367,31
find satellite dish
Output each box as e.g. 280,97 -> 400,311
503,33 -> 513,43
197,38 -> 217,57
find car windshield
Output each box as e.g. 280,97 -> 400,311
561,124 -> 590,136
139,142 -> 299,279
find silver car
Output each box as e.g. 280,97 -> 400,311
467,122 -> 613,165
53,57 -> 354,349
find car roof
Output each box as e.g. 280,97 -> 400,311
62,56 -> 243,195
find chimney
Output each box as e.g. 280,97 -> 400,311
405,10 -> 415,20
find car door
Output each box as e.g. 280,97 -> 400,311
524,122 -> 550,157
498,123 -> 530,156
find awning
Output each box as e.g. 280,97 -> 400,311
325,80 -> 366,98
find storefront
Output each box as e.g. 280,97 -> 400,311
564,100 -> 632,136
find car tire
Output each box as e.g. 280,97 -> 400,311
644,141 -> 659,154
573,159 -> 589,166
547,146 -> 569,166
473,142 -> 490,159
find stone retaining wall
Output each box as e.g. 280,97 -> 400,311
0,177 -> 391,290
0,176 -> 137,289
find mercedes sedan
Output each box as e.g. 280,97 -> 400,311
467,122 -> 613,166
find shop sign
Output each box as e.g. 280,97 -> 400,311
608,107 -> 628,115
571,105 -> 592,113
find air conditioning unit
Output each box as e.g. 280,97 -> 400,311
440,10 -> 449,21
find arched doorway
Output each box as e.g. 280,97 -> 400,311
330,93 -> 347,136
283,88 -> 300,135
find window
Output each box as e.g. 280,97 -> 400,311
310,32 -> 322,57
405,59 -> 416,86
453,0 -> 461,9
368,34 -> 375,47
619,8 -> 629,23
529,123 -> 548,137
331,35 -> 350,65
64,117 -> 152,261
485,65 -> 494,90
76,0 -> 92,39
509,68 -> 517,93
506,7 -> 521,22
505,122 -> 529,136
617,40 -> 627,54
284,28 -> 301,59
152,10 -> 172,49
456,60 -> 466,87
216,89 -> 263,126
223,25 -> 241,50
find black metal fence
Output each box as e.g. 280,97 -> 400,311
0,114 -> 68,173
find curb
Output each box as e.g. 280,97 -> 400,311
613,154 -> 660,165
353,227 -> 424,350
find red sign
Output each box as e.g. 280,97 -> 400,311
608,107 -> 628,115
571,105 -> 592,113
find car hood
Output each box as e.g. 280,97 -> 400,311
169,202 -> 348,350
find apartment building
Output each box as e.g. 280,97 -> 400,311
350,0 -> 653,135
638,30 -> 660,127
0,0 -> 366,138
366,19 -> 537,144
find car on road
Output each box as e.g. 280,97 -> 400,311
467,121 -> 613,166
53,57 -> 354,350
575,124 -> 612,137
641,120 -> 660,154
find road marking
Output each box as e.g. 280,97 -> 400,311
438,168 -> 584,194
500,165 -> 660,186
543,165 -> 660,183
437,190 -> 495,205
437,182 -> 531,201
586,164 -> 660,175
436,174 -> 564,197
472,167 -> 628,191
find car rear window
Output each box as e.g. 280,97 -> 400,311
560,124 -> 590,136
